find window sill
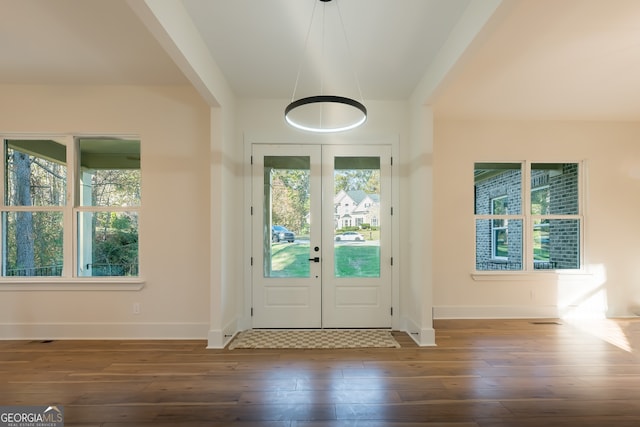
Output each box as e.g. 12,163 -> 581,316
471,271 -> 592,281
0,278 -> 145,291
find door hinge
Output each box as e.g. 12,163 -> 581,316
390,156 -> 393,166
251,307 -> 254,316
251,155 -> 253,165
391,307 -> 393,316
250,206 -> 253,215
250,257 -> 253,266
391,206 -> 393,215
391,257 -> 393,266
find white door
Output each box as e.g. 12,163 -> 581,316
252,144 -> 391,328
321,145 -> 392,327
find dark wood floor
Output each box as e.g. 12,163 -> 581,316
2,318 -> 640,426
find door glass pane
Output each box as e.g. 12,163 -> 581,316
264,156 -> 310,278
334,157 -> 380,278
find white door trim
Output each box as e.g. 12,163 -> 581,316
242,135 -> 400,332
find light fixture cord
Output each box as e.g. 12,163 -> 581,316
290,1 -> 320,103
319,1 -> 326,127
335,0 -> 365,103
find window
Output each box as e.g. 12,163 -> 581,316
490,195 -> 508,260
475,162 -> 581,272
1,136 -> 140,279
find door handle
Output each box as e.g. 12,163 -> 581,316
308,257 -> 320,263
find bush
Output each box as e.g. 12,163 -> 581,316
336,226 -> 360,233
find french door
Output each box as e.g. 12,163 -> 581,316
251,144 -> 392,328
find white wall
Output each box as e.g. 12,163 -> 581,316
209,103 -> 243,348
402,103 -> 436,345
434,120 -> 640,319
0,84 -> 212,339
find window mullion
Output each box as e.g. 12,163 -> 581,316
62,136 -> 75,278
523,161 -> 532,271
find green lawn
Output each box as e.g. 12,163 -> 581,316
269,243 -> 380,278
334,245 -> 380,277
270,244 -> 310,277
534,246 -> 550,261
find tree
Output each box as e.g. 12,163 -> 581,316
5,143 -> 139,276
13,151 -> 35,272
334,169 -> 379,194
89,169 -> 140,275
270,169 -> 309,235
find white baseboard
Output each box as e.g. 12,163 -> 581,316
433,305 -> 562,319
0,322 -> 209,340
207,317 -> 239,349
403,317 -> 436,346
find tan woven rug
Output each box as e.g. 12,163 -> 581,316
228,329 -> 400,350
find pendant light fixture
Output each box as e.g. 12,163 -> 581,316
285,0 -> 367,133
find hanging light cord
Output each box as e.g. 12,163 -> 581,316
290,1 -> 320,103
335,0 -> 364,104
289,0 -> 364,104
285,0 -> 367,133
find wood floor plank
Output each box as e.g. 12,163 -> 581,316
2,318 -> 640,426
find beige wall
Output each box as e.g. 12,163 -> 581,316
0,84 -> 212,338
434,120 -> 640,319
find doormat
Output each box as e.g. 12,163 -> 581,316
228,329 -> 400,350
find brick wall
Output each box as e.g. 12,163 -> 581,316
548,163 -> 579,269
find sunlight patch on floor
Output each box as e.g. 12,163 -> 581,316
565,317 -> 632,353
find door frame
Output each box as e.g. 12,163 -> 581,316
242,135 -> 400,331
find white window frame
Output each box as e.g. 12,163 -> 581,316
0,134 -> 144,290
473,161 -> 586,279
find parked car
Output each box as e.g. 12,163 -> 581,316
335,231 -> 364,241
272,225 -> 295,243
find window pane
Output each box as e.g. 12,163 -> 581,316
334,157 -> 380,278
491,195 -> 508,215
474,163 -> 521,215
5,139 -> 67,207
264,156 -> 310,278
533,219 -> 550,262
3,211 -> 63,276
533,219 -> 580,270
531,163 -> 578,215
79,138 -> 140,207
494,228 -> 509,257
476,219 -> 523,271
77,211 -> 139,277
531,186 -> 550,215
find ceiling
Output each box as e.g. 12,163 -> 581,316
180,0 -> 470,100
2,0 -> 640,121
